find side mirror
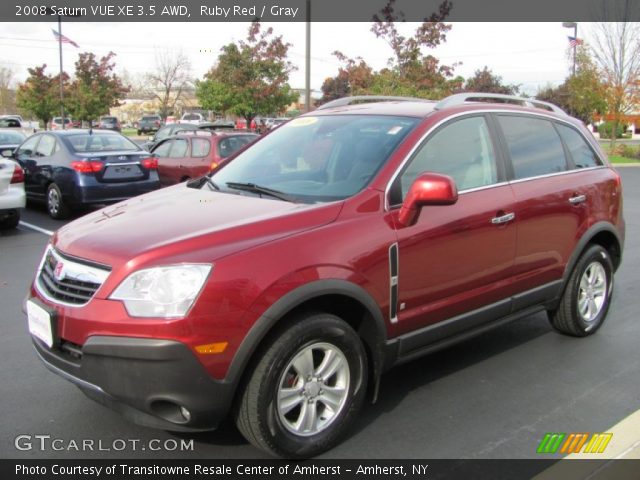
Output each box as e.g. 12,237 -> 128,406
398,172 -> 458,227
0,149 -> 14,158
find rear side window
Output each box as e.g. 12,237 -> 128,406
191,138 -> 210,157
169,139 -> 189,158
218,136 -> 255,158
152,140 -> 173,157
498,116 -> 567,180
556,124 -> 602,169
35,135 -> 56,157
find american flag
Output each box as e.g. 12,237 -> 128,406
52,29 -> 79,48
568,36 -> 584,48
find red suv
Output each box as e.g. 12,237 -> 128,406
150,130 -> 259,186
25,94 -> 624,458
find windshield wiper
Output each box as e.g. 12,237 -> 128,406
226,182 -> 295,202
187,175 -> 220,190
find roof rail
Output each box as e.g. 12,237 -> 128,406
434,93 -> 567,115
317,95 -> 433,110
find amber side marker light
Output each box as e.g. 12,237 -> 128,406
195,342 -> 228,354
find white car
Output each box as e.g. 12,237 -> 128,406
178,112 -> 205,125
0,157 -> 26,229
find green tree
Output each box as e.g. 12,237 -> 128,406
462,67 -> 520,95
196,22 -> 298,128
325,0 -> 462,100
66,52 -> 129,123
16,65 -> 66,129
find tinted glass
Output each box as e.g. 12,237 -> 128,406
398,116 -> 498,200
152,140 -> 173,157
65,133 -> 140,152
0,118 -> 21,128
0,131 -> 26,144
169,139 -> 189,158
16,135 -> 40,157
556,124 -> 602,169
212,115 -> 419,202
191,138 -> 210,157
218,135 -> 257,158
142,116 -> 160,121
498,116 -> 567,179
155,126 -> 172,141
35,135 -> 56,157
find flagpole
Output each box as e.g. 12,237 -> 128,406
572,24 -> 577,76
58,15 -> 65,130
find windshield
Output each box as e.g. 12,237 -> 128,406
65,133 -> 141,153
142,116 -> 159,122
212,115 -> 419,203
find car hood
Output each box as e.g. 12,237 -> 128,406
53,184 -> 343,270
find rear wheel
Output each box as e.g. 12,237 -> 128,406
235,312 -> 367,458
548,244 -> 614,337
46,183 -> 70,220
0,209 -> 19,229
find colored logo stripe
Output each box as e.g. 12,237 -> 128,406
560,433 -> 589,454
583,433 -> 613,454
537,433 -> 566,454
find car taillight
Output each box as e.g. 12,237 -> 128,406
141,157 -> 158,169
10,164 -> 24,183
71,160 -> 104,173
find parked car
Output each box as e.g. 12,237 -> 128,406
150,131 -> 259,186
25,93 -> 624,458
140,122 -> 200,151
51,117 -> 72,130
137,115 -> 162,135
178,112 -> 206,125
0,156 -> 26,228
165,116 -> 177,125
0,129 -> 27,156
235,118 -> 257,130
269,117 -> 289,130
98,116 -> 121,132
11,129 -> 160,219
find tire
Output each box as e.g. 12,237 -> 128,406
46,183 -> 71,220
548,244 -> 614,337
0,209 -> 19,229
235,312 -> 368,458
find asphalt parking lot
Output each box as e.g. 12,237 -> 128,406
1,167 -> 639,460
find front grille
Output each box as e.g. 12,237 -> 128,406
36,247 -> 110,306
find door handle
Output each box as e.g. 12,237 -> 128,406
491,212 -> 515,224
569,194 -> 586,205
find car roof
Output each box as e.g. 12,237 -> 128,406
312,100 -> 437,118
44,129 -> 123,137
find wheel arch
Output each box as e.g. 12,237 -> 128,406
566,222 -> 623,280
225,279 -> 388,399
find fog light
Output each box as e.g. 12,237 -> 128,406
180,406 -> 191,422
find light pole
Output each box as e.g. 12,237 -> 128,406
563,22 -> 578,76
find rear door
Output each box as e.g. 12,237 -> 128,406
494,114 -> 594,303
152,139 -> 178,186
14,134 -> 42,198
388,114 -> 517,335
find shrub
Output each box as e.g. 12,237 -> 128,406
598,121 -> 627,139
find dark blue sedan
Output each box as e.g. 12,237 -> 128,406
12,129 -> 160,219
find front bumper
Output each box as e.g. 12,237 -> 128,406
32,334 -> 235,432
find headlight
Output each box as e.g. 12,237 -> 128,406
110,264 -> 212,318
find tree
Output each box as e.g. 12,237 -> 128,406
462,67 -> 519,95
324,0 -> 462,100
66,52 -> 129,123
145,50 -> 193,120
0,65 -> 16,114
16,65 -> 66,129
196,22 -> 299,128
590,20 -> 640,148
536,46 -> 607,125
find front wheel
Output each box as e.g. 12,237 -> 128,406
235,313 -> 368,458
548,244 -> 614,337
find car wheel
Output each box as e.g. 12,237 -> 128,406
0,210 -> 19,229
46,183 -> 71,220
548,244 -> 614,337
235,312 -> 368,458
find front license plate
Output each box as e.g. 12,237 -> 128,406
27,300 -> 54,348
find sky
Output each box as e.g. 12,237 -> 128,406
0,22 -> 593,97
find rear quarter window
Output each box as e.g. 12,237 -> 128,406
498,115 -> 568,180
556,124 -> 602,169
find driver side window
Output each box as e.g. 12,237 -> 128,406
394,116 -> 498,204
